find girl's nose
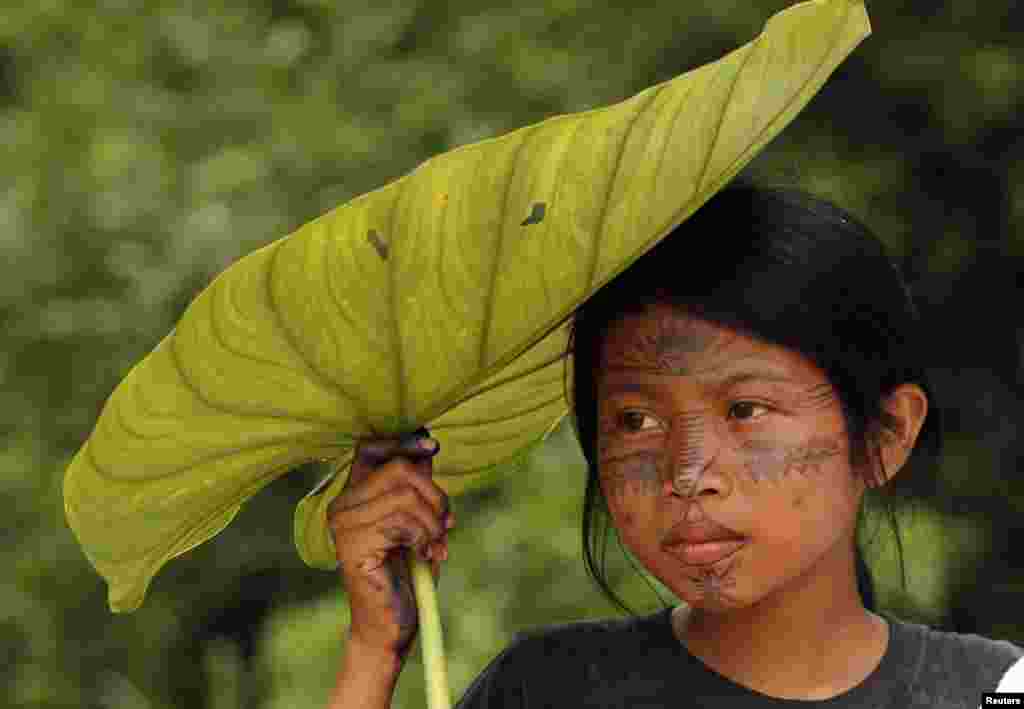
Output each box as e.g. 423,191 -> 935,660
665,411 -> 732,498
671,465 -> 731,498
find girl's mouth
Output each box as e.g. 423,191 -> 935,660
667,538 -> 746,566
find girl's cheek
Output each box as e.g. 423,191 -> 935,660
601,481 -> 636,530
740,436 -> 843,488
600,452 -> 663,528
619,508 -> 636,529
601,452 -> 661,496
742,445 -> 790,483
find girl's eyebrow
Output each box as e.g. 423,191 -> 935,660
600,362 -> 798,398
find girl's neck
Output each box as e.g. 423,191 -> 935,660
672,588 -> 889,700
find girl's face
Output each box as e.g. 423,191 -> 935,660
596,303 -> 868,612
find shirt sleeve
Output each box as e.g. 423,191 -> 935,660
453,632 -> 530,709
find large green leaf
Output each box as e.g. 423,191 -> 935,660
64,0 -> 870,614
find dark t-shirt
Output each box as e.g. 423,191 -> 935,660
454,607 -> 1023,708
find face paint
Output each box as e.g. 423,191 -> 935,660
602,307 -> 727,376
599,407 -> 712,499
595,309 -> 871,617
688,556 -> 741,605
671,411 -> 708,496
785,436 -> 842,478
650,320 -> 719,374
799,383 -> 836,411
599,411 -> 657,497
741,435 -> 842,484
732,381 -> 841,484
601,450 -> 662,498
741,440 -> 791,483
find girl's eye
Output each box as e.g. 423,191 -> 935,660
729,401 -> 769,421
618,410 -> 661,433
611,402 -> 769,435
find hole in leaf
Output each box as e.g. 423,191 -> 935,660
367,229 -> 389,260
521,202 -> 546,226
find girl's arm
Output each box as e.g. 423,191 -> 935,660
328,633 -> 405,709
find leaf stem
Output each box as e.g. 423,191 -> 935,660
408,553 -> 451,709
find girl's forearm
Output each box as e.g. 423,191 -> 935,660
328,634 -> 405,709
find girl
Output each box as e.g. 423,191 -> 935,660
327,173 -> 1023,708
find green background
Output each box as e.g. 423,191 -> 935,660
3,1 -> 1023,706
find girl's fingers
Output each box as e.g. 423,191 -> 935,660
374,485 -> 448,542
427,536 -> 447,579
333,439 -> 447,524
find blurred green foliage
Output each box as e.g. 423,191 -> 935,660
2,1 -> 1023,707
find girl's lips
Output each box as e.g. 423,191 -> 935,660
667,538 -> 746,566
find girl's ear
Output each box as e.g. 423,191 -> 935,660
874,383 -> 929,485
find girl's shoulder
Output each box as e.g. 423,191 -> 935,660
893,613 -> 1023,666
882,612 -> 1024,701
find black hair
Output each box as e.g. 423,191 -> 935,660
563,170 -> 944,617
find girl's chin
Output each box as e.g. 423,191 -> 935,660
665,554 -> 749,610
679,591 -> 741,612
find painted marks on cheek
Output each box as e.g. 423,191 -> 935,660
598,408 -> 709,496
739,382 -> 842,494
742,442 -> 788,483
741,436 -> 843,484
598,411 -> 708,500
599,452 -> 658,530
600,451 -> 663,500
787,437 -> 843,478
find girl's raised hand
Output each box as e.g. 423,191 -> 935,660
327,434 -> 452,660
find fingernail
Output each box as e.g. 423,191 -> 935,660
418,437 -> 438,453
399,427 -> 430,448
